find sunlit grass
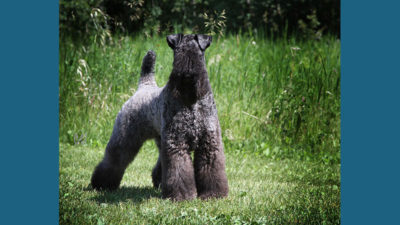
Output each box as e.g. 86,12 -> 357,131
59,143 -> 340,224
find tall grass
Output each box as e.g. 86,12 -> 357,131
59,33 -> 340,163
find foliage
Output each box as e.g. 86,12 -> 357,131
59,0 -> 104,39
203,10 -> 227,37
298,9 -> 323,39
59,0 -> 340,38
90,8 -> 112,46
59,33 -> 340,163
59,144 -> 340,224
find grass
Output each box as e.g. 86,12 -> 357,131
59,33 -> 340,163
59,142 -> 340,224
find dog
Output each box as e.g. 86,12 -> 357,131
91,34 -> 228,201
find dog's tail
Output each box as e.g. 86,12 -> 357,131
138,50 -> 157,88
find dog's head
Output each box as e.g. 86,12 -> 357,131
167,34 -> 212,72
166,34 -> 213,103
167,34 -> 212,52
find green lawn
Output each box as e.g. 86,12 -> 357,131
59,142 -> 340,224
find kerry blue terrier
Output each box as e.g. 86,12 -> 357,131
91,34 -> 228,201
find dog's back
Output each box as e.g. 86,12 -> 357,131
119,50 -> 164,137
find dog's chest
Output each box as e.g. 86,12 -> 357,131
165,101 -> 215,144
170,106 -> 204,137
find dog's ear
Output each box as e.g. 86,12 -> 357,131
195,34 -> 212,51
167,34 -> 183,49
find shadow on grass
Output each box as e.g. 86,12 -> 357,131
88,186 -> 161,204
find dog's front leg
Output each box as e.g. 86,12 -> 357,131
194,129 -> 229,199
160,137 -> 197,201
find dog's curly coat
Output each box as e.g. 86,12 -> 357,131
91,34 -> 228,201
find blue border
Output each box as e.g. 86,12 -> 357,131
2,1 -> 400,224
0,1 -> 59,224
342,1 -> 400,224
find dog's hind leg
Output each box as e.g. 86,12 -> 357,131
151,136 -> 162,188
91,113 -> 150,191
